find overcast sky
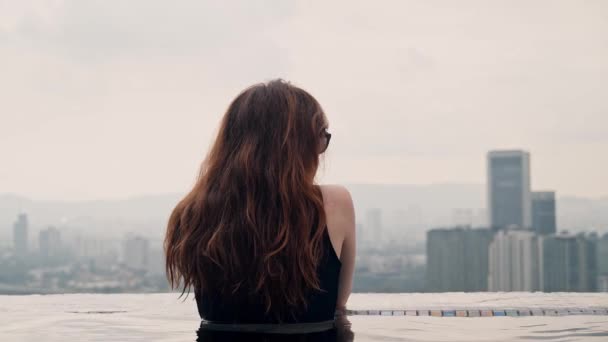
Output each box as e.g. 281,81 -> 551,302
1,0 -> 607,200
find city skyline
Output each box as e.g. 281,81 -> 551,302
2,147 -> 607,294
424,146 -> 603,293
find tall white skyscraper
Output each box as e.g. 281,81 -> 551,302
487,150 -> 531,230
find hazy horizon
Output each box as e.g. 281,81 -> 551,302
1,181 -> 608,203
2,0 -> 607,201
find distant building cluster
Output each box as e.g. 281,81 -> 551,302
488,230 -> 599,292
0,213 -> 166,294
426,150 -> 607,293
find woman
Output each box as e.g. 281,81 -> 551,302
164,79 -> 356,328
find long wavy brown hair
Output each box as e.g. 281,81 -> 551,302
164,79 -> 329,319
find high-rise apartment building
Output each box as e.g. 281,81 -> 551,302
539,233 -> 597,292
426,227 -> 493,292
488,229 -> 541,291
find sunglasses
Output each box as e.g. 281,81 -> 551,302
320,129 -> 332,154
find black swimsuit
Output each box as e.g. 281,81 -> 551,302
195,227 -> 342,324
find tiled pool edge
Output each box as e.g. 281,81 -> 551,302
346,308 -> 608,317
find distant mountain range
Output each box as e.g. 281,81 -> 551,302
1,184 -> 607,242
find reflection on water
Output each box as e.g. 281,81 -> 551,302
196,315 -> 354,342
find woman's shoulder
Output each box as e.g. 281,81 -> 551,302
319,184 -> 355,259
319,184 -> 353,210
319,184 -> 355,227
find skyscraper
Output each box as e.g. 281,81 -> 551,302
39,226 -> 61,259
13,213 -> 28,258
426,227 -> 493,292
532,191 -> 557,235
123,235 -> 149,271
487,150 -> 531,230
488,229 -> 541,291
365,208 -> 383,243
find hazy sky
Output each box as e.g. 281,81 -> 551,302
1,0 -> 607,200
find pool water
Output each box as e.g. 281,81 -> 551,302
1,293 -> 607,341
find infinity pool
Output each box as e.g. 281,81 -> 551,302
1,293 -> 607,341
